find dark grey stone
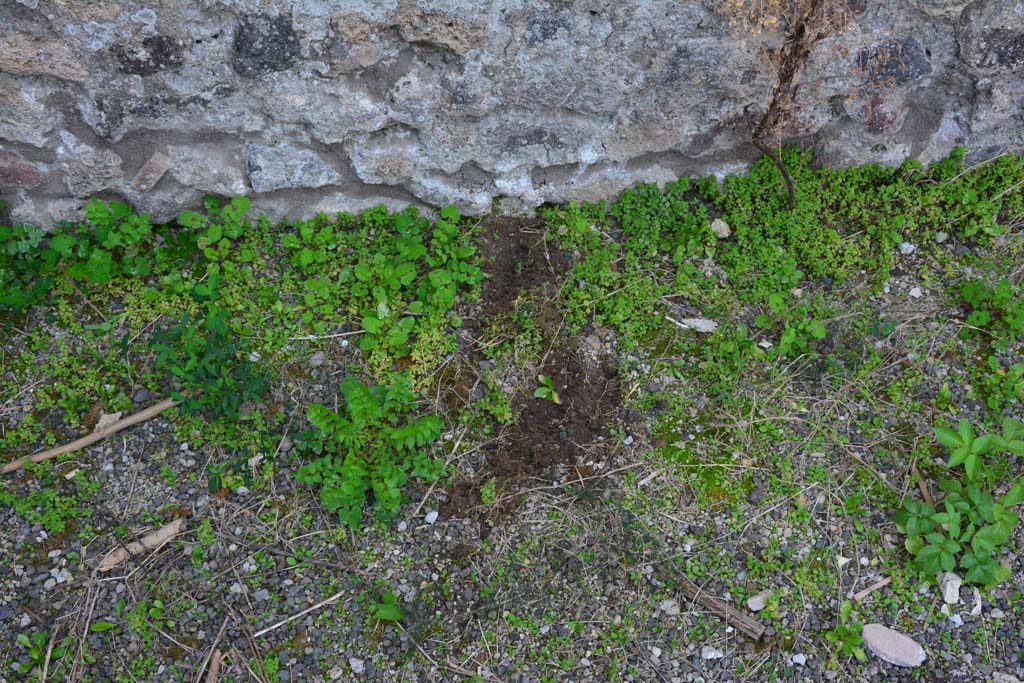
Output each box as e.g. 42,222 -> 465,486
114,36 -> 185,75
233,13 -> 301,77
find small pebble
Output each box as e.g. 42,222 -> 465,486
701,645 -> 725,660
791,653 -> 807,666
909,287 -> 923,299
349,657 -> 365,675
900,242 -> 917,255
746,589 -> 773,612
424,510 -> 439,524
710,218 -> 731,239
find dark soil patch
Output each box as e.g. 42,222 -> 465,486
478,215 -> 571,315
442,338 -> 621,537
490,340 -> 620,481
442,216 -> 620,528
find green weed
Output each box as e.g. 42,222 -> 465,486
896,419 -> 1024,585
294,373 -> 443,528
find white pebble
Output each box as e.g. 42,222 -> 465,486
746,589 -> 773,612
424,510 -> 439,524
899,242 -> 917,255
909,287 -> 923,299
701,645 -> 725,660
660,599 -> 680,616
791,653 -> 807,666
349,657 -> 365,675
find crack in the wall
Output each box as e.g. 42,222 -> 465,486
0,0 -> 1020,227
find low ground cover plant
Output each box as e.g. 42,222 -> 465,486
293,373 -> 443,528
151,306 -> 271,419
896,419 -> 1024,586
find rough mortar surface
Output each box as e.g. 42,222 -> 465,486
0,1 -> 1021,226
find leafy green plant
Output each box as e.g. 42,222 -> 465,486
14,629 -> 74,676
823,600 -> 866,663
370,590 -> 403,622
151,307 -> 270,419
960,277 -> 1024,348
277,204 -> 481,371
896,419 -> 1024,586
533,374 -> 562,404
294,373 -> 443,528
754,293 -> 828,356
0,222 -> 51,316
1,199 -> 156,318
0,469 -> 98,533
978,355 -> 1024,411
177,196 -> 252,299
480,478 -> 498,505
357,205 -> 482,361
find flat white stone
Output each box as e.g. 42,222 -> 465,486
862,623 -> 926,667
710,218 -> 731,239
746,588 -> 773,612
701,645 -> 725,660
939,572 -> 962,605
673,317 -> 719,333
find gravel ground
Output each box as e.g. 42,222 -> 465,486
2,225 -> 1023,683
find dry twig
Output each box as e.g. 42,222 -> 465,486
97,518 -> 187,572
3,396 -> 181,474
253,588 -> 346,638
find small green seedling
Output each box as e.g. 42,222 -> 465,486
371,590 -> 403,622
824,600 -> 866,663
534,375 -> 561,404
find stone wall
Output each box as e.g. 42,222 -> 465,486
0,0 -> 1021,227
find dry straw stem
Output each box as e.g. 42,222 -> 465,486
205,649 -> 224,683
97,517 -> 187,571
2,395 -> 181,474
